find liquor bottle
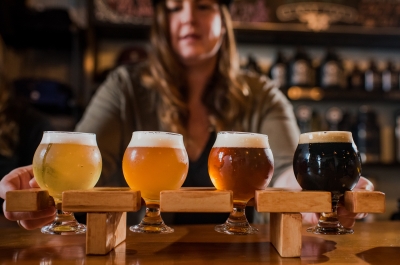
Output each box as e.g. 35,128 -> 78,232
348,63 -> 364,90
295,105 -> 322,133
319,49 -> 346,90
269,51 -> 288,91
395,110 -> 400,163
364,60 -> 382,92
390,198 -> 400,221
244,54 -> 263,74
338,111 -> 353,131
288,47 -> 313,87
382,61 -> 399,93
355,106 -> 381,163
325,107 -> 343,131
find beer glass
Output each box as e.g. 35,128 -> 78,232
208,132 -> 274,235
123,131 -> 188,233
32,131 -> 102,235
293,131 -> 362,235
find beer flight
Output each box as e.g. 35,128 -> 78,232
31,130 -> 361,236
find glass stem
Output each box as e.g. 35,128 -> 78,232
140,203 -> 164,226
54,203 -> 77,224
228,202 -> 247,224
318,193 -> 342,226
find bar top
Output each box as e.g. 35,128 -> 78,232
0,221 -> 399,264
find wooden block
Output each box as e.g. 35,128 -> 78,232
86,212 -> 127,255
63,188 -> 141,212
344,190 -> 385,213
5,189 -> 54,212
270,212 -> 302,258
255,188 -> 331,213
160,188 -> 232,212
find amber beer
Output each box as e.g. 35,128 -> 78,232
123,131 -> 189,202
33,132 -> 102,204
208,132 -> 274,202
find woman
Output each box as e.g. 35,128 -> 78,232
0,0 -> 372,229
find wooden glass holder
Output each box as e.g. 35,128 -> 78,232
6,188 -> 385,257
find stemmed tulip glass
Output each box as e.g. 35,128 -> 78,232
208,132 -> 274,235
122,131 -> 189,233
293,131 -> 362,235
32,131 -> 102,234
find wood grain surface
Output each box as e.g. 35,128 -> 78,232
0,222 -> 399,264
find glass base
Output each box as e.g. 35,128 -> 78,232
41,221 -> 86,235
129,223 -> 174,234
41,211 -> 86,235
308,195 -> 354,235
307,225 -> 354,235
215,202 -> 257,235
129,203 -> 173,234
215,222 -> 258,235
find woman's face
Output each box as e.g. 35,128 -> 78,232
166,0 -> 225,66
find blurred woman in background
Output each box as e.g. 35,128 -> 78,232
0,0 -> 372,229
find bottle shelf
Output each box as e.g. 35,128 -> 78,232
233,22 -> 400,48
286,87 -> 400,102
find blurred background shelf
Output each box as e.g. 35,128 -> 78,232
233,22 -> 400,48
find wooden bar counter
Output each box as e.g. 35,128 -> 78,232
0,221 -> 399,264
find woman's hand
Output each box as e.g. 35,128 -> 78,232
0,166 -> 56,230
274,169 -> 374,227
302,176 -> 374,227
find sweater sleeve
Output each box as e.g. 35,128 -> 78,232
75,67 -> 132,187
246,73 -> 300,186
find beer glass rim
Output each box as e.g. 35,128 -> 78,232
44,131 -> 95,136
128,131 -> 185,148
132,131 -> 182,136
214,131 -> 270,148
217,131 -> 268,138
41,131 -> 97,145
299,131 -> 353,144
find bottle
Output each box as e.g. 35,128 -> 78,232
244,54 -> 263,74
364,60 -> 382,92
320,49 -> 346,90
295,105 -> 323,133
395,110 -> 400,163
390,198 -> 400,220
382,61 -> 399,93
338,111 -> 353,131
269,51 -> 288,91
325,107 -> 343,131
355,106 -> 381,163
288,47 -> 313,88
348,63 -> 364,90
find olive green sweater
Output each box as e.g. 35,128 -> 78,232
76,64 -> 300,189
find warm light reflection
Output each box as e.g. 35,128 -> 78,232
287,86 -> 324,101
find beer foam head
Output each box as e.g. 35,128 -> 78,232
213,131 -> 270,148
41,131 -> 97,146
299,131 -> 353,144
128,131 -> 185,148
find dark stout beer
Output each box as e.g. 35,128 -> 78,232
293,131 -> 361,195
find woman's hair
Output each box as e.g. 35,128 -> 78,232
0,71 -> 19,157
143,2 -> 251,141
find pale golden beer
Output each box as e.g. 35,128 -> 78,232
122,132 -> 189,202
123,131 -> 188,234
208,131 -> 274,235
33,132 -> 102,204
